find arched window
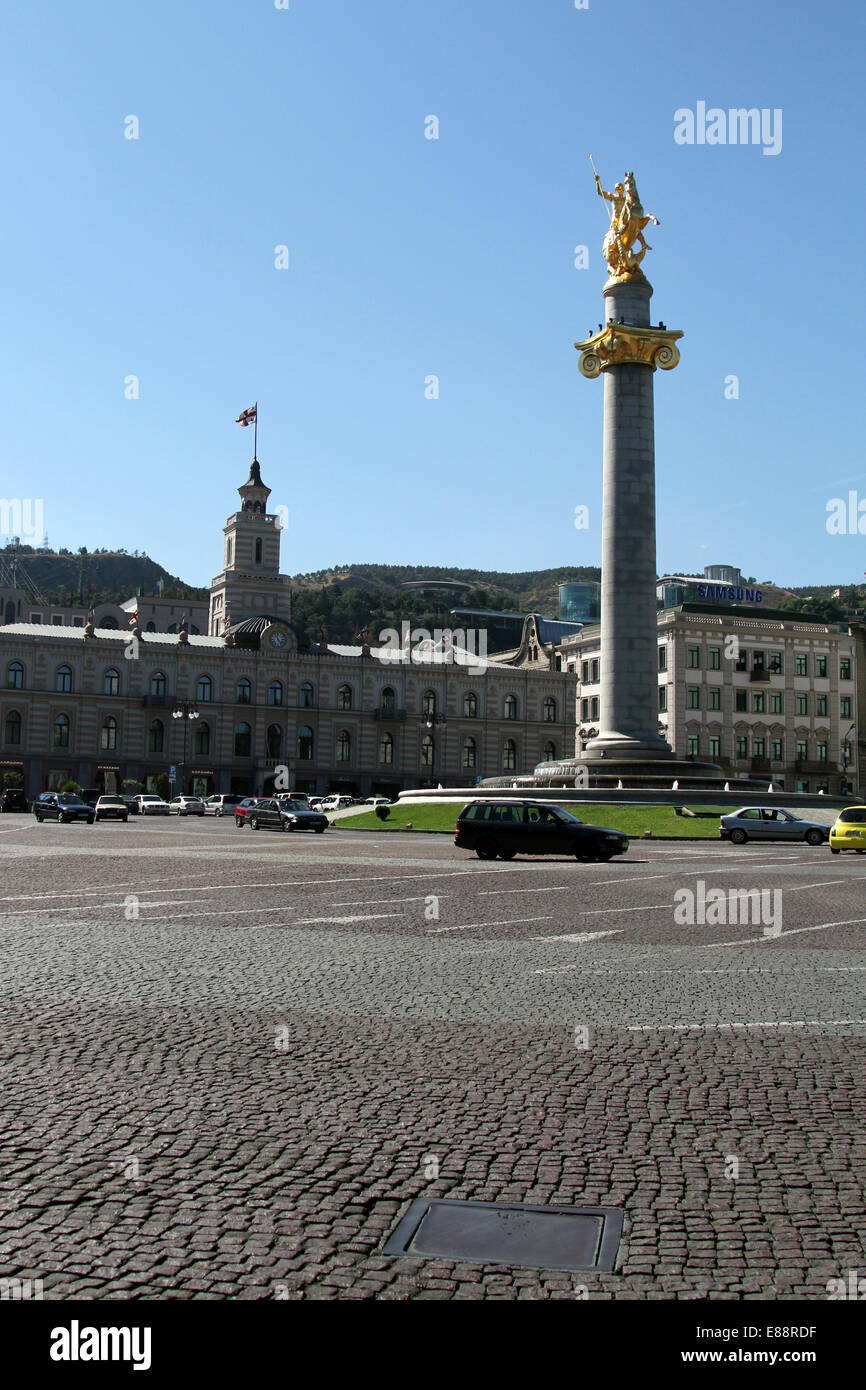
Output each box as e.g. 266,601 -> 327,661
151,671 -> 166,697
254,538 -> 263,564
4,709 -> 21,745
379,732 -> 393,765
56,665 -> 72,694
236,677 -> 251,704
336,729 -> 351,762
147,719 -> 164,752
234,721 -> 252,756
104,668 -> 119,697
7,661 -> 23,690
101,616 -> 118,630
266,724 -> 282,758
421,734 -> 434,767
462,737 -> 476,768
298,725 -> 314,760
543,697 -> 557,722
145,621 -> 156,633
194,721 -> 210,756
337,684 -> 352,711
380,687 -> 395,713
544,740 -> 556,762
101,716 -> 117,751
268,681 -> 283,706
504,695 -> 517,721
463,691 -> 477,718
54,713 -> 70,747
196,675 -> 212,703
423,690 -> 436,716
299,682 -> 314,708
502,739 -> 516,770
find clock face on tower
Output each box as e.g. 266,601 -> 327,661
269,630 -> 286,648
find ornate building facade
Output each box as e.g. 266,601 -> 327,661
0,458 -> 574,799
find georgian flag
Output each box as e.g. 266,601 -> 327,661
128,609 -> 138,627
236,405 -> 257,427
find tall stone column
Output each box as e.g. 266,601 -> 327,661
575,276 -> 683,765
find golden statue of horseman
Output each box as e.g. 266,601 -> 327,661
592,161 -> 660,278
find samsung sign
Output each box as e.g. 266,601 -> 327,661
697,584 -> 762,603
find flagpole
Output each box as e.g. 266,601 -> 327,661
254,401 -> 258,460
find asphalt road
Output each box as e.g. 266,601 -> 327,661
1,814 -> 864,1300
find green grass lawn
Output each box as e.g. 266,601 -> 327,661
337,802 -> 728,838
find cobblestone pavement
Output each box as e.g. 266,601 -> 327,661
1,815 -> 864,1299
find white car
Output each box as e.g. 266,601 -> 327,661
364,796 -> 391,806
135,794 -> 170,816
203,795 -> 244,817
320,794 -> 354,811
169,795 -> 205,816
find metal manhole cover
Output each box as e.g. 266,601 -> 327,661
383,1199 -> 622,1272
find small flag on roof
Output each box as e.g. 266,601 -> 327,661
236,405 -> 257,427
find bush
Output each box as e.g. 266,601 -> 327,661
375,804 -> 391,821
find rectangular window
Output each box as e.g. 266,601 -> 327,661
816,694 -> 828,717
687,647 -> 700,669
658,646 -> 667,671
590,659 -> 599,683
771,739 -> 783,761
736,736 -> 748,759
753,738 -> 765,758
658,686 -> 667,713
581,699 -> 589,721
795,653 -> 808,676
841,696 -> 852,718
796,739 -> 808,760
581,661 -> 589,683
687,686 -> 700,709
840,658 -> 852,680
735,690 -> 748,712
687,735 -> 699,757
817,741 -> 828,762
770,691 -> 783,714
752,691 -> 765,713
708,687 -> 721,710
735,649 -> 748,672
708,647 -> 721,670
752,651 -> 765,671
590,696 -> 599,720
708,735 -> 720,758
796,694 -> 808,716
768,652 -> 783,674
816,655 -> 828,678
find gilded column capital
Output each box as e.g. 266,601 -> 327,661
574,323 -> 683,379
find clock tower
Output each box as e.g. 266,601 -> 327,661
208,456 -> 292,635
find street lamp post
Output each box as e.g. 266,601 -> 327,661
172,700 -> 200,796
841,723 -> 856,794
422,712 -> 447,787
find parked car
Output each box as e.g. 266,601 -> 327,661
169,795 -> 205,816
203,794 -> 244,817
234,797 -> 265,828
829,805 -> 866,854
0,788 -> 28,813
454,800 -> 629,862
94,795 -> 129,823
135,794 -> 170,816
246,798 -> 329,834
33,793 -> 95,825
719,806 -> 828,845
320,794 -> 354,811
364,796 -> 391,807
121,795 -> 140,815
77,788 -> 101,809
308,798 -> 325,811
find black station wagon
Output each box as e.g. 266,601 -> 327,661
246,798 -> 329,834
454,800 -> 628,862
33,793 -> 95,825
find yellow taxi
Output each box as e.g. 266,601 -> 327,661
829,805 -> 866,854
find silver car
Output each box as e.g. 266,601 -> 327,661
719,806 -> 828,845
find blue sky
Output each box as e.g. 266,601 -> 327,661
1,0 -> 864,589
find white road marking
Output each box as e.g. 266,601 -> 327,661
429,916 -> 553,935
581,903 -> 670,915
297,913 -> 404,925
533,930 -> 623,945
628,1021 -> 866,1031
478,886 -> 572,896
713,916 -> 866,947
